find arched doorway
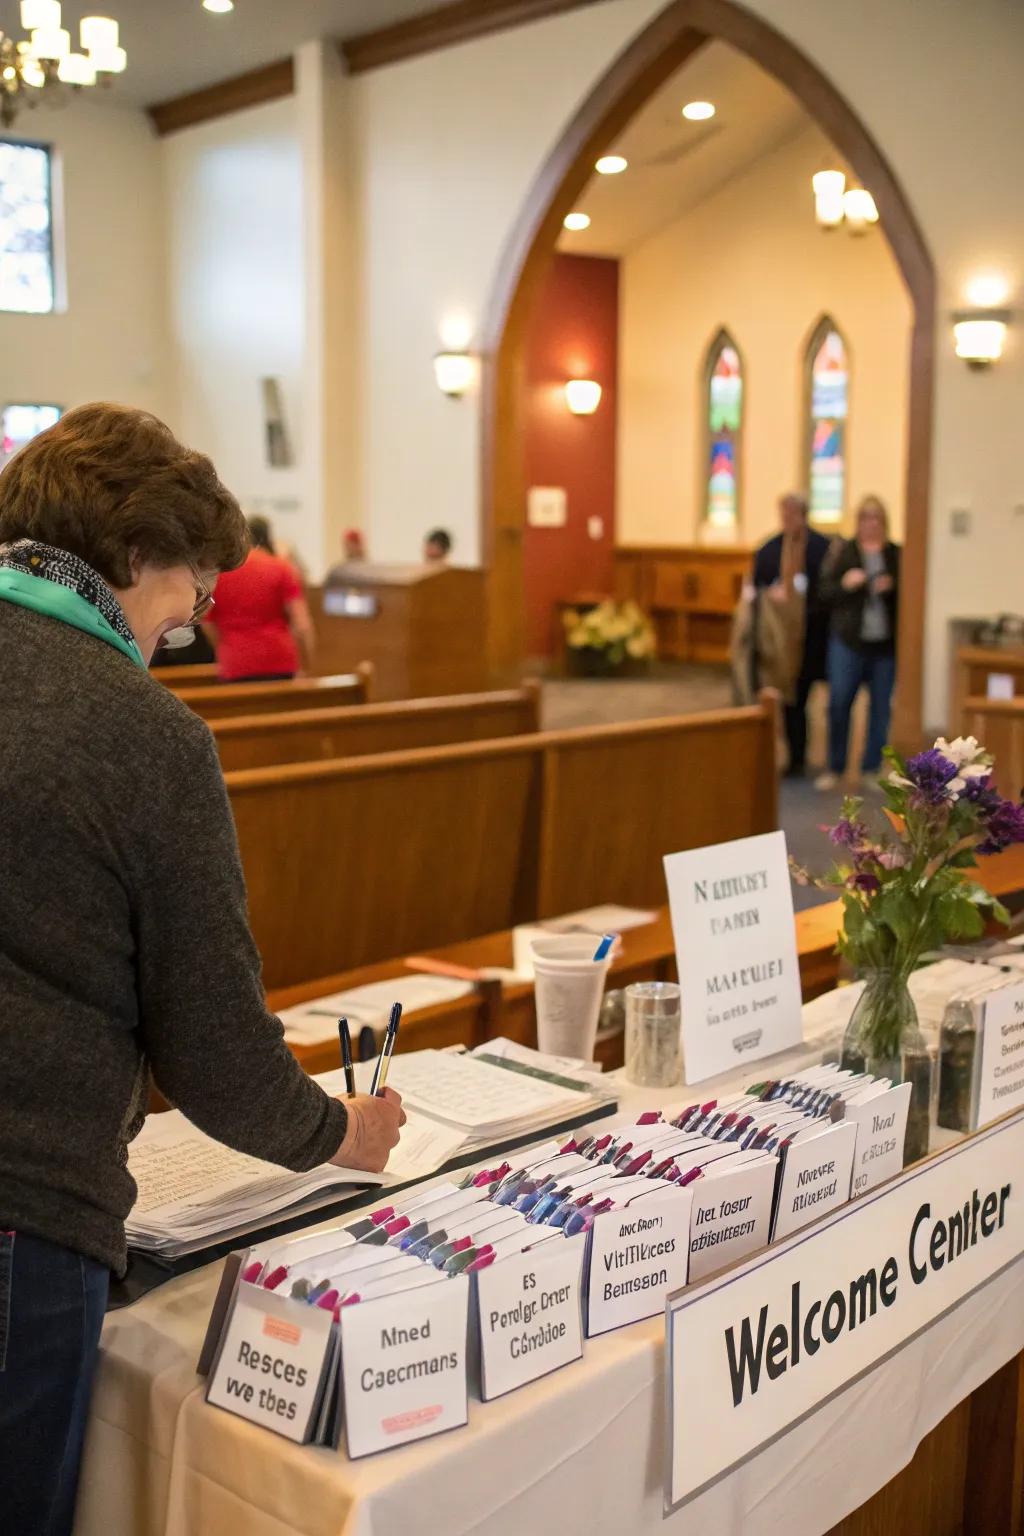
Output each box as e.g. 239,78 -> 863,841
480,0 -> 934,749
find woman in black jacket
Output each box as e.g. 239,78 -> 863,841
816,495 -> 900,789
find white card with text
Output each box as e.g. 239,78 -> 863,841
845,1082 -> 912,1196
206,1285 -> 334,1443
475,1235 -> 585,1399
340,1276 -> 469,1458
978,981 -> 1024,1126
586,1186 -> 694,1335
771,1121 -> 858,1241
664,831 -> 802,1083
688,1156 -> 777,1282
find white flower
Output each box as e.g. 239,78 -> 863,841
934,735 -> 983,770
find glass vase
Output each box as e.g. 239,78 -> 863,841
839,968 -> 932,1165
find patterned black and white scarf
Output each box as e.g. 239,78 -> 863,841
0,538 -> 137,648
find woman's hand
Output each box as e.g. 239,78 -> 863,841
841,568 -> 868,592
330,1088 -> 406,1172
871,573 -> 894,594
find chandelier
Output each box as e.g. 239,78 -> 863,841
0,3 -> 126,128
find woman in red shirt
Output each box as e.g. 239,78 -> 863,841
209,517 -> 315,682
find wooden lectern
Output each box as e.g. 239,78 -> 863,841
311,563 -> 487,700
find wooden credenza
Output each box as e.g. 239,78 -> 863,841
614,545 -> 752,664
310,563 -> 487,700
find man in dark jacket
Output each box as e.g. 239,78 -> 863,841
752,492 -> 832,777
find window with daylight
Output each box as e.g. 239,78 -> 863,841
1,404 -> 61,469
0,140 -> 55,314
805,317 -> 849,525
704,330 -> 743,531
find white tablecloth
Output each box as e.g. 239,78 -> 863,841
74,1014 -> 1024,1536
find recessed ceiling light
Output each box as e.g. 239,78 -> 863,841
595,155 -> 627,175
563,212 -> 591,231
682,101 -> 715,120
203,0 -> 234,12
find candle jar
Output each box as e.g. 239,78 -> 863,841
625,981 -> 683,1088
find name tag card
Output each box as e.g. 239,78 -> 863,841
340,1276 -> 469,1458
586,1186 -> 694,1335
689,1157 -> 777,1283
771,1122 -> 858,1241
206,1284 -> 334,1443
664,831 -> 802,1083
474,1234 -> 586,1400
845,1083 -> 912,1196
977,982 -> 1024,1126
666,1109 -> 1024,1513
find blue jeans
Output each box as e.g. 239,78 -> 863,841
828,635 -> 897,774
0,1231 -> 109,1535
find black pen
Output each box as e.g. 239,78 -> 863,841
338,1017 -> 356,1099
370,1002 -> 402,1096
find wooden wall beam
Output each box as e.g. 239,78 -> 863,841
148,58 -> 295,137
341,0 -> 606,74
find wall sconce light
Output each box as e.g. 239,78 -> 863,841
433,350 -> 475,397
952,310 -> 1009,368
564,379 -> 602,415
842,187 -> 879,234
812,169 -> 846,229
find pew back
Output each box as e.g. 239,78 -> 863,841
962,697 -> 1024,796
175,667 -> 372,721
228,701 -> 777,991
156,663 -> 220,690
211,683 -> 541,771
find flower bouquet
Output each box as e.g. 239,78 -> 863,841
562,600 -> 656,675
793,735 -> 1024,1161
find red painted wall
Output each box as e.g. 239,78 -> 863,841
522,253 -> 618,658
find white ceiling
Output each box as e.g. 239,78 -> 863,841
0,0 -> 460,105
558,41 -> 811,258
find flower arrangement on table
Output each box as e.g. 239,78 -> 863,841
561,600 -> 657,673
793,734 -> 1024,1077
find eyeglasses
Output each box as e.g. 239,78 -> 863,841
188,564 -> 215,625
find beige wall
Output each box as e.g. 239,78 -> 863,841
0,100 -> 169,422
618,124 -> 912,549
343,0 -> 1024,728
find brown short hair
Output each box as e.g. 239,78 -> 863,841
0,402 -> 249,587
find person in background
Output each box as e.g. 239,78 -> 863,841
423,527 -> 453,565
751,492 -> 832,778
817,494 -> 900,790
0,404 -> 404,1534
325,527 -> 366,584
207,514 -> 315,682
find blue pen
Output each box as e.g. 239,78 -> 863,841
593,933 -> 616,961
514,1177 -> 558,1214
526,1184 -> 573,1223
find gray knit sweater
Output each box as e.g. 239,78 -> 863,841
0,601 -> 347,1275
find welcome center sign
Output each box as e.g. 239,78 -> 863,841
665,1109 -> 1024,1511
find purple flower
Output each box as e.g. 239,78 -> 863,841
977,796 -> 1024,855
904,749 -> 959,806
828,816 -> 868,849
961,774 -> 999,811
877,846 -> 908,870
847,871 -> 881,894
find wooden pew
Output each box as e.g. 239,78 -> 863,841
962,696 -> 1024,796
210,683 -> 542,772
951,644 -> 1024,733
175,666 -> 373,722
228,701 -> 777,991
155,662 -> 220,690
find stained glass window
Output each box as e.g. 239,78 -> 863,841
705,330 -> 743,530
0,141 -> 55,314
806,318 -> 848,524
2,404 -> 61,469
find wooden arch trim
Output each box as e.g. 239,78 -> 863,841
481,0 -> 935,749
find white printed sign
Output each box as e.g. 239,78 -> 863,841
340,1276 -> 469,1458
475,1235 -> 585,1399
978,982 -> 1024,1126
206,1285 -> 333,1442
771,1123 -> 858,1241
845,1083 -> 912,1196
666,1109 -> 1024,1511
586,1186 -> 693,1335
664,831 -> 802,1083
986,672 -> 1015,701
688,1158 -> 777,1282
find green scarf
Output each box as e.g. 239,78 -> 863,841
0,565 -> 146,670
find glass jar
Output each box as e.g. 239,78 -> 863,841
937,996 -> 980,1133
840,968 -> 932,1165
624,981 -> 682,1088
